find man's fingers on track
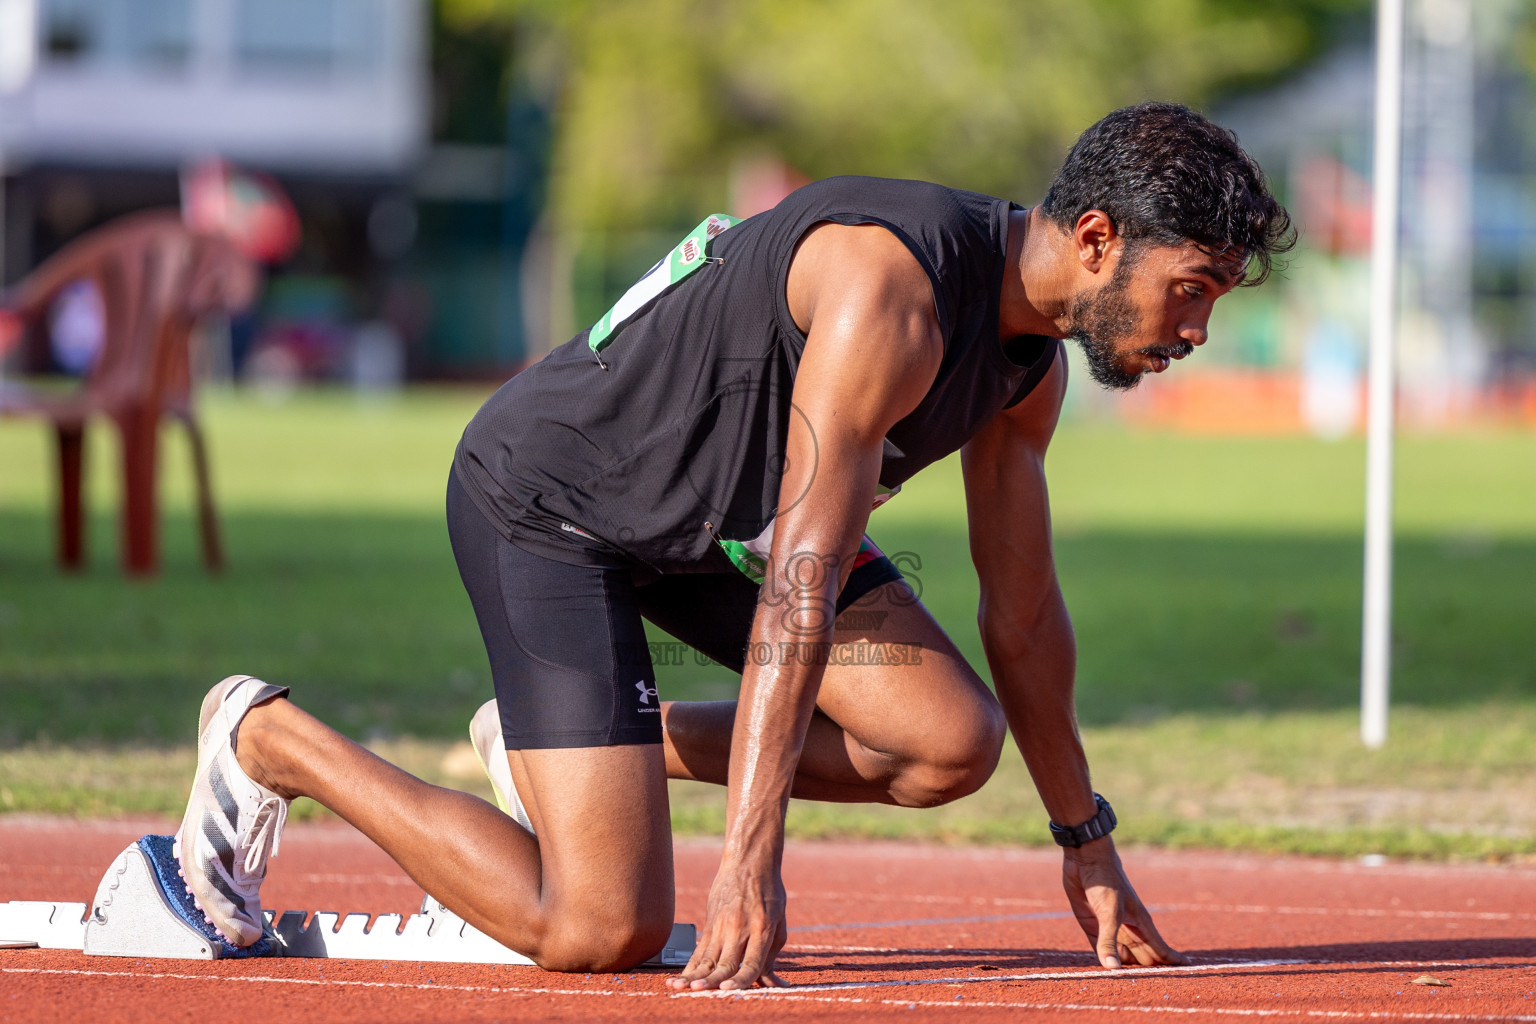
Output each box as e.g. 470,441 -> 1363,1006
695,959 -> 739,989
720,961 -> 767,991
697,938 -> 754,989
1116,925 -> 1155,967
681,946 -> 716,977
714,927 -> 779,990
702,913 -> 785,991
1141,937 -> 1189,966
670,936 -> 724,987
702,966 -> 740,989
1095,897 -> 1124,969
1120,940 -> 1148,967
1126,907 -> 1189,966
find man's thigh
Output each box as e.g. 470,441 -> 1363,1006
815,577 -> 1001,767
448,472 -> 673,954
506,743 -> 675,951
448,468 -> 663,749
638,560 -> 998,762
633,541 -> 908,674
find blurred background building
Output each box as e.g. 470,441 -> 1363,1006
1,0 -> 1534,428
1175,0 -> 1536,434
0,0 -> 542,386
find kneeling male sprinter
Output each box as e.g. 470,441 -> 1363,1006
172,102 -> 1293,989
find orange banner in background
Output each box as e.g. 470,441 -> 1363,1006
1109,369 -> 1536,434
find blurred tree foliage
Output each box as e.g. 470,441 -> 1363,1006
430,1 -> 516,144
439,0 -> 1368,233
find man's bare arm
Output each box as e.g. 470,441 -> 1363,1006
961,350 -> 1185,969
960,350 -> 1092,824
670,223 -> 943,991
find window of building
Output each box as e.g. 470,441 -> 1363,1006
42,0 -> 192,69
233,0 -> 380,77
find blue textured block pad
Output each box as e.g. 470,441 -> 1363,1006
137,834 -> 277,960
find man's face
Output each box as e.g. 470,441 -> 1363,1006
1066,241 -> 1240,391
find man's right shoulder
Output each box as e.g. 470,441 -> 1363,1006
785,221 -> 941,341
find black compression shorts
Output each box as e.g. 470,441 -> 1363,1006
447,468 -> 906,749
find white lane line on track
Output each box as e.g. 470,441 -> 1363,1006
772,958 -> 1524,980
682,958 -> 1531,1001
1162,903 -> 1536,923
789,891 -> 1054,908
791,909 -> 1075,932
783,943 -> 1082,955
775,949 -> 1508,966
722,992 -> 1536,1022
677,887 -> 1057,909
679,959 -> 1307,996
0,967 -> 647,1000
786,902 -> 1536,934
8,960 -> 1534,1020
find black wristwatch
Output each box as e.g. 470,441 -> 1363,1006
1049,793 -> 1117,848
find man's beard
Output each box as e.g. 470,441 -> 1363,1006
1066,249 -> 1192,391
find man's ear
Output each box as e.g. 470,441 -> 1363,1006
1073,210 -> 1119,275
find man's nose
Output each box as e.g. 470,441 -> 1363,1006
1178,320 -> 1209,347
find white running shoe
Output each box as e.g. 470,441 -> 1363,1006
173,675 -> 291,947
469,698 -> 535,835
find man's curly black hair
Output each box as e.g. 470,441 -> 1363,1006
1040,102 -> 1296,286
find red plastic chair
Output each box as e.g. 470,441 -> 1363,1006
0,209 -> 260,575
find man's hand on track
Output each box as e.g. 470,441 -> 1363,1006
1062,837 -> 1187,969
666,855 -> 789,991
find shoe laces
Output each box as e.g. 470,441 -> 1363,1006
241,795 -> 287,876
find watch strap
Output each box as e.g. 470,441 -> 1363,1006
1049,793 -> 1116,848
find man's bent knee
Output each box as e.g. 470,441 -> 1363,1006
532,906 -> 675,973
890,702 -> 1006,807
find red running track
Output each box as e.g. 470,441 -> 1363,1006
3,816 -> 1535,1022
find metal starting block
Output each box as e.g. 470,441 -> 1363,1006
0,835 -> 696,967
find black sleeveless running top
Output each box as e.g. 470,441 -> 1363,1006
454,175 -> 1060,573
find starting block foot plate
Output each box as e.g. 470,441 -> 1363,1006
85,835 -> 278,960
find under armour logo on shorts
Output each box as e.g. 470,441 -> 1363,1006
636,681 -> 659,705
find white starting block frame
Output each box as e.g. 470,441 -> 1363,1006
0,840 -> 695,967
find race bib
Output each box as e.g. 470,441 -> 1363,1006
717,483 -> 902,584
588,213 -> 738,357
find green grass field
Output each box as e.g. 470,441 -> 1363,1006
1,387 -> 1532,858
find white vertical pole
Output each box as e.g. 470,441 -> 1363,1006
1362,0 -> 1406,750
